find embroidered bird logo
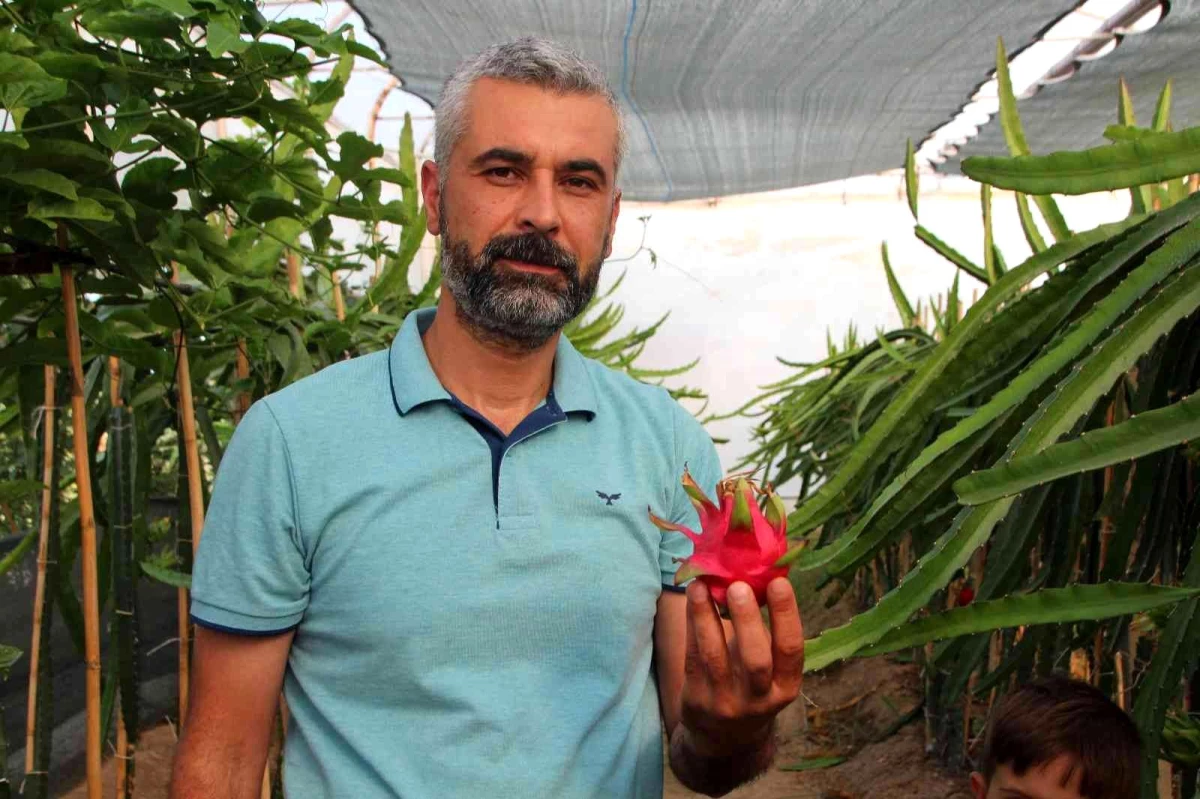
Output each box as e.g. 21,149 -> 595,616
596,491 -> 622,506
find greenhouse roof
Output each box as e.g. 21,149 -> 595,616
347,0 -> 1081,201
946,0 -> 1199,172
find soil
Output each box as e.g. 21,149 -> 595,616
67,579 -> 970,798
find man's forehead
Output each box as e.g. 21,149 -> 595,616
991,757 -> 1085,799
458,78 -> 618,163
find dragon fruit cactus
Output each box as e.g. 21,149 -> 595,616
649,469 -> 803,608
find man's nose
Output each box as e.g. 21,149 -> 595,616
516,171 -> 562,236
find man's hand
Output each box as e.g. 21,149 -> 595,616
667,576 -> 804,796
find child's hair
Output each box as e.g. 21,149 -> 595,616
980,675 -> 1142,798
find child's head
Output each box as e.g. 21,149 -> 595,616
970,676 -> 1142,799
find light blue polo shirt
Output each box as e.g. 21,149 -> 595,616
190,307 -> 722,798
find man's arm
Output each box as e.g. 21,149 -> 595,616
654,577 -> 804,797
169,626 -> 293,799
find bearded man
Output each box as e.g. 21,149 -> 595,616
170,36 -> 804,799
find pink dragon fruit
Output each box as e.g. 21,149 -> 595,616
649,470 -> 802,608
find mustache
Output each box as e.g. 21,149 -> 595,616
479,233 -> 578,274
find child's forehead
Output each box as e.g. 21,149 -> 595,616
989,755 -> 1086,799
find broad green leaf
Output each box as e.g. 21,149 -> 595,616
2,168 -> 78,200
0,30 -> 35,52
358,167 -> 413,188
134,0 -> 196,15
904,138 -> 918,220
962,127 -> 1200,196
84,10 -> 182,40
245,196 -> 305,224
880,242 -> 915,327
956,392 -> 1200,505
140,560 -> 191,589
27,196 -> 114,225
206,13 -> 249,57
0,53 -> 68,110
0,132 -> 29,149
333,131 -> 384,180
858,583 -> 1200,658
913,225 -> 989,284
787,216 -> 1141,537
995,37 -> 1070,240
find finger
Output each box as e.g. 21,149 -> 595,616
687,580 -> 731,684
765,578 -> 805,693
725,582 -> 773,696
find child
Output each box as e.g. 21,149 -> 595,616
970,675 -> 1142,799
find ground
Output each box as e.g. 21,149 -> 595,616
68,580 -> 970,798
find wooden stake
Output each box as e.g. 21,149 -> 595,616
61,264 -> 103,799
1115,650 -> 1127,710
109,358 -> 134,798
332,277 -> 345,321
173,322 -> 205,724
1189,174 -> 1199,194
25,364 -> 55,775
286,250 -> 301,298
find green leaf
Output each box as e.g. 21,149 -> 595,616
84,10 -> 182,41
904,138 -> 918,220
206,13 -> 249,57
0,132 -> 29,149
27,196 -> 114,225
956,392 -> 1200,505
0,529 -> 36,577
134,0 -> 196,15
962,127 -> 1200,196
0,53 -> 68,110
358,167 -> 413,188
1014,193 -> 1047,253
1151,79 -> 1173,133
880,242 -> 915,327
245,195 -> 305,224
2,168 -> 78,200
994,38 -> 1070,240
982,184 -> 997,283
787,215 -> 1142,537
140,560 -> 191,589
0,644 -> 23,679
913,225 -> 989,284
858,584 -> 1200,658
333,131 -> 383,181
345,40 -> 386,65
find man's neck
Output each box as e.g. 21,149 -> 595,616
421,293 -> 558,435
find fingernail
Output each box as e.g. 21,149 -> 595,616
729,582 -> 752,605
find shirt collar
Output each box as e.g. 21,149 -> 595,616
389,307 -> 598,418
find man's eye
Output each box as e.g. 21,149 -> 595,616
488,167 -> 516,179
565,177 -> 596,190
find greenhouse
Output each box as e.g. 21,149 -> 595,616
1,0 -> 1199,797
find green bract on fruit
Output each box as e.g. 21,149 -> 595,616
649,470 -> 803,607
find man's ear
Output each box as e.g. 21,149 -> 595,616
969,771 -> 988,799
603,189 -> 622,259
421,160 -> 442,236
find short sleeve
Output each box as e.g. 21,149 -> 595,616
660,400 -> 723,589
190,400 -> 310,634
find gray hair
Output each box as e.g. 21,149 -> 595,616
434,37 -> 626,187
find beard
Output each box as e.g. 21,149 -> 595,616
438,205 -> 605,352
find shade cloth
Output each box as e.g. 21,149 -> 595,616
947,0 -> 1199,172
351,0 -> 1078,200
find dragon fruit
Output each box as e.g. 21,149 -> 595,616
649,470 -> 803,608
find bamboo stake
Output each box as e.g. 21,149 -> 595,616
286,250 -> 301,298
332,278 -> 345,321
109,358 -> 134,799
25,364 -> 55,775
1190,174 -> 1199,194
173,320 -> 205,724
61,263 -> 103,799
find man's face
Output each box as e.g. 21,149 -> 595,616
422,77 -> 622,350
971,756 -> 1088,799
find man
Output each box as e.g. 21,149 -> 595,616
170,37 -> 803,799
970,676 -> 1142,799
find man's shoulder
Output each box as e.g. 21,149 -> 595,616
257,349 -> 391,434
576,353 -> 701,437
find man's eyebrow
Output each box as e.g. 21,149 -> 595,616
998,790 -> 1033,798
469,147 -> 534,168
562,158 -> 608,184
